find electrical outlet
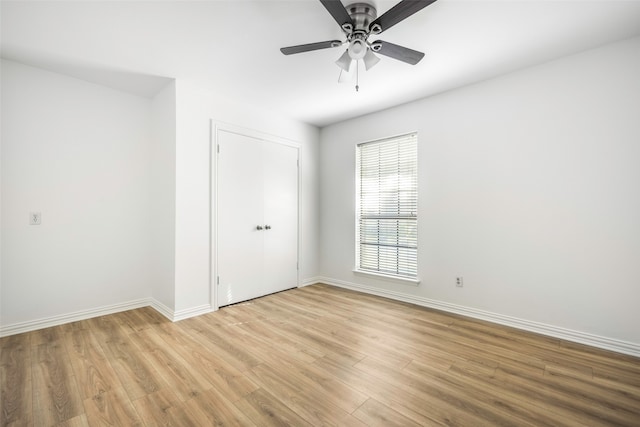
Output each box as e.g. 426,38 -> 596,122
29,212 -> 42,225
456,277 -> 463,287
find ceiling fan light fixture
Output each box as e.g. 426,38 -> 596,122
335,50 -> 352,71
348,39 -> 367,60
363,48 -> 380,70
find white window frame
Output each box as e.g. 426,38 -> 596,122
355,132 -> 419,284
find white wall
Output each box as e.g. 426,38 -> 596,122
149,81 -> 176,311
320,36 -> 640,348
1,59 -> 153,327
173,80 -> 320,315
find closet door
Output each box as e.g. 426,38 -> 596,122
262,140 -> 299,293
217,130 -> 265,306
216,129 -> 299,307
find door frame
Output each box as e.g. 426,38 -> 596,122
210,120 -> 301,311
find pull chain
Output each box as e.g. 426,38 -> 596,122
355,60 -> 359,92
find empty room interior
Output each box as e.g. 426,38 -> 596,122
1,0 -> 639,425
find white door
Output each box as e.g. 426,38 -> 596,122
217,130 -> 299,307
262,141 -> 299,292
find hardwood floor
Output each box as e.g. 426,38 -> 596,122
2,283 -> 639,426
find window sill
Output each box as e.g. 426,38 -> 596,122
352,269 -> 420,286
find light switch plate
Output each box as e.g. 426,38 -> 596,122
29,212 -> 42,225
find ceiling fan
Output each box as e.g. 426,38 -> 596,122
280,0 -> 438,88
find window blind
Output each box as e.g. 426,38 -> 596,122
356,133 -> 418,278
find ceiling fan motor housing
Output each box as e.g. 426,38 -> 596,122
346,2 -> 377,31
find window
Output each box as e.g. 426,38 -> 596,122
356,133 -> 418,280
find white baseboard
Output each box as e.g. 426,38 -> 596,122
149,299 -> 175,321
173,304 -> 213,322
299,276 -> 324,288
0,298 -> 152,337
0,298 -> 214,336
312,276 -> 640,358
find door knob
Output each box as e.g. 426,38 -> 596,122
256,225 -> 264,230
265,225 -> 271,230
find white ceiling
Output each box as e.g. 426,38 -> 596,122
2,0 -> 640,127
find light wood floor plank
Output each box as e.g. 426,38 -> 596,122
247,363 -> 352,426
359,355 -> 544,427
234,388 -> 312,427
235,317 -> 322,363
32,337 -> 84,426
82,386 -> 142,426
353,398 -> 423,427
135,329 -> 213,402
151,322 -> 260,402
131,388 -> 200,427
313,353 -> 490,426
236,321 -> 369,414
62,329 -> 122,400
181,387 -> 256,426
182,316 -> 265,373
54,413 -> 89,427
1,334 -> 33,426
336,414 -> 370,427
88,316 -> 164,401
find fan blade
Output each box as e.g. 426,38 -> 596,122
373,40 -> 425,65
369,0 -> 437,34
280,40 -> 343,55
319,0 -> 354,29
